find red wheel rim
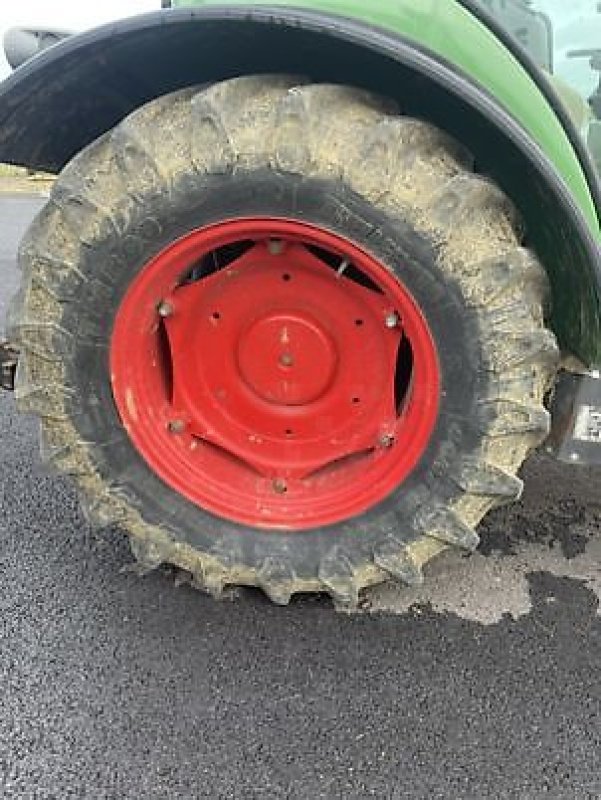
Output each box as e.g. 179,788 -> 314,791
110,219 -> 440,530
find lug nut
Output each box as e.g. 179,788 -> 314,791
379,434 -> 395,448
279,353 -> 294,367
167,419 -> 186,434
158,300 -> 174,318
384,312 -> 400,329
267,239 -> 285,255
272,478 -> 288,494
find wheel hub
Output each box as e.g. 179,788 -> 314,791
110,218 -> 440,529
237,311 -> 338,406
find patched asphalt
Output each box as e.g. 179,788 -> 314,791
1,196 -> 601,800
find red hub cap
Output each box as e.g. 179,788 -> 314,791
110,219 -> 440,529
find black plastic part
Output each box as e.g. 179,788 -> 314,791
548,370 -> 601,465
0,6 -> 599,363
0,341 -> 18,391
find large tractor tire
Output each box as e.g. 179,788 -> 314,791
8,77 -> 559,607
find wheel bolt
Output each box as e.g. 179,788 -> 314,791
272,478 -> 288,494
379,433 -> 395,448
384,312 -> 400,329
167,419 -> 186,434
267,239 -> 285,255
279,353 -> 294,367
158,300 -> 174,318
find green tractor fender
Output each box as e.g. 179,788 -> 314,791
0,2 -> 600,368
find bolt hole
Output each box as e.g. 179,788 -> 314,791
282,273 -> 291,282
352,397 -> 361,404
212,311 -> 221,320
355,319 -> 364,327
285,429 -> 294,437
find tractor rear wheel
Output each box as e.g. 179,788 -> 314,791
8,77 -> 559,606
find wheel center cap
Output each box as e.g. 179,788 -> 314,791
237,311 -> 337,405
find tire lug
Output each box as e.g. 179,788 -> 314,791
374,538 -> 424,587
174,568 -> 193,588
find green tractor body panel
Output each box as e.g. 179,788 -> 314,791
176,0 -> 600,238
0,2 -> 600,363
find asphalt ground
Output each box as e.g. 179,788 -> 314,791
1,195 -> 601,799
